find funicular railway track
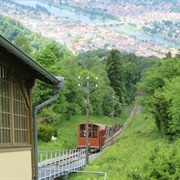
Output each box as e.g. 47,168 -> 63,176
38,105 -> 141,179
102,123 -> 126,149
38,122 -> 126,179
102,106 -> 141,150
37,125 -> 124,179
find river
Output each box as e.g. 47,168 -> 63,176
14,0 -> 180,48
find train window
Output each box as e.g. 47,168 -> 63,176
92,132 -> 98,138
80,124 -> 85,130
88,124 -> 91,130
80,131 -> 85,137
89,132 -> 92,138
93,125 -> 98,131
80,124 -> 85,137
90,125 -> 98,138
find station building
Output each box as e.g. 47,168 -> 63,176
0,35 -> 63,179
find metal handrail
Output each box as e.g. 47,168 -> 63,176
38,148 -> 86,179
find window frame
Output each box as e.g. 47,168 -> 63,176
0,64 -> 31,147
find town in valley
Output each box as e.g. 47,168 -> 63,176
0,0 -> 179,58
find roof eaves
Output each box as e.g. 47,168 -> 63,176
0,35 -> 61,85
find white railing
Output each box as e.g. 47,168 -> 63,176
38,148 -> 86,180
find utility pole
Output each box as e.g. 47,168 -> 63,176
111,94 -> 121,145
111,95 -> 115,144
78,74 -> 98,165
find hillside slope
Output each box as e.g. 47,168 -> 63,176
68,111 -> 180,179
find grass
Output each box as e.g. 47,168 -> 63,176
38,104 -> 180,179
67,111 -> 180,180
38,115 -> 123,151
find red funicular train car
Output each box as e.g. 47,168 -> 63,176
78,123 -> 106,150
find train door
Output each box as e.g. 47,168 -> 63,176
80,124 -> 86,137
89,124 -> 100,149
78,124 -> 86,148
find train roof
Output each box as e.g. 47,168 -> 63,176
0,35 -> 63,85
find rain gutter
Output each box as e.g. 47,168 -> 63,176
33,77 -> 64,180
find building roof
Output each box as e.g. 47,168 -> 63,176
0,35 -> 62,85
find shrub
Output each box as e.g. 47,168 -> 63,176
127,142 -> 180,180
38,124 -> 58,142
38,106 -> 63,126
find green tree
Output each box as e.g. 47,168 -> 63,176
13,35 -> 33,56
78,70 -> 99,115
32,44 -> 61,106
89,57 -> 115,116
4,26 -> 20,41
57,56 -> 84,120
79,55 -> 115,116
105,49 -> 124,103
140,55 -> 180,139
122,53 -> 141,104
163,76 -> 180,139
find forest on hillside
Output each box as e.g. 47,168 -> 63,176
1,13 -> 180,179
1,14 -> 180,143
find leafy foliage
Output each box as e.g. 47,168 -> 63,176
140,143 -> 180,179
140,54 -> 180,139
38,115 -> 123,151
38,106 -> 63,126
0,12 -> 157,128
2,10 -> 180,179
38,124 -> 58,142
69,113 -> 180,180
31,44 -> 155,120
13,35 -> 33,56
105,49 -> 124,103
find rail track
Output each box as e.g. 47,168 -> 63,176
102,105 -> 141,150
38,105 -> 141,179
102,123 -> 125,150
37,125 -> 125,179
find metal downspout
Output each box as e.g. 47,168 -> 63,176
33,77 -> 64,180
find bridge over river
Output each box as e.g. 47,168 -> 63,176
98,22 -> 126,27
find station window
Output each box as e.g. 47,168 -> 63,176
0,65 -> 29,146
